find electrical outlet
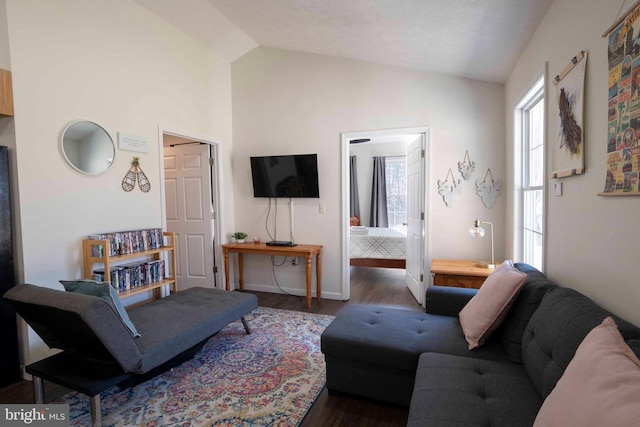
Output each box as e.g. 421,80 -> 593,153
291,257 -> 299,266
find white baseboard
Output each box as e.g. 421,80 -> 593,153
240,282 -> 344,301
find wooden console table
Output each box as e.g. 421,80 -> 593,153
221,242 -> 323,309
431,259 -> 500,289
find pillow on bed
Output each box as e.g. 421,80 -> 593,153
60,279 -> 140,338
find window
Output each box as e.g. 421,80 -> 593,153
385,156 -> 407,229
516,77 -> 545,270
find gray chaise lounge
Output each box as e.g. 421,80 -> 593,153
4,284 -> 258,426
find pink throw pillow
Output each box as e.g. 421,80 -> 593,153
533,316 -> 640,427
459,260 -> 528,349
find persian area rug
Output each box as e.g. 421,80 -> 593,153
56,307 -> 335,426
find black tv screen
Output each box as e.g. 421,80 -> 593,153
250,154 -> 320,198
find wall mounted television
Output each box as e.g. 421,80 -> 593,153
250,153 -> 320,198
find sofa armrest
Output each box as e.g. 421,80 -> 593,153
425,286 -> 477,317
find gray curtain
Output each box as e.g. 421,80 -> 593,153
350,156 -> 360,218
370,156 -> 388,227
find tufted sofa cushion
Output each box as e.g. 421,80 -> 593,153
497,263 -> 557,363
408,352 -> 542,427
533,317 -> 640,427
629,339 -> 640,355
321,304 -> 512,405
521,287 -> 640,399
322,305 -> 511,371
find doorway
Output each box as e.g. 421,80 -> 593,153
160,130 -> 223,291
341,127 -> 430,305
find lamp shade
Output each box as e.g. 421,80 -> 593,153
469,222 -> 485,238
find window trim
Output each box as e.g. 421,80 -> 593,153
514,76 -> 545,271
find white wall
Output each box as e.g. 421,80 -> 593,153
0,0 -> 9,69
506,0 -> 640,326
5,0 -> 235,366
231,47 -> 505,299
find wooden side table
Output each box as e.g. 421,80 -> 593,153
430,259 -> 500,289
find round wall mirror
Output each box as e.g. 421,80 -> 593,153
61,120 -> 115,175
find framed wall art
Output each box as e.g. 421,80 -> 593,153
551,51 -> 587,179
601,1 -> 640,195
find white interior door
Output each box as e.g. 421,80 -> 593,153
164,143 -> 215,290
405,136 -> 425,303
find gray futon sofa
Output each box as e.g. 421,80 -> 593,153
4,284 -> 258,426
321,263 -> 640,426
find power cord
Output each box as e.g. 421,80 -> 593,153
265,198 -> 274,242
265,199 -> 303,302
270,255 -> 304,301
265,197 -> 278,242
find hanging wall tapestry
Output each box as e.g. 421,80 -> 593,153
601,1 -> 640,195
552,51 -> 587,179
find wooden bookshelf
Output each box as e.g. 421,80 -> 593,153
82,231 -> 177,300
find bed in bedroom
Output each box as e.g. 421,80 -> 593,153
349,225 -> 406,269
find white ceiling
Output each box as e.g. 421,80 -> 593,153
205,0 -> 554,83
135,0 -> 553,83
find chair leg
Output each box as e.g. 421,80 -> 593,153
241,316 -> 251,334
90,394 -> 102,427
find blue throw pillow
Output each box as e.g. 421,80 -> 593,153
60,279 -> 141,338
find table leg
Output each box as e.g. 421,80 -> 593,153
238,253 -> 244,291
316,248 -> 322,302
223,249 -> 230,291
305,254 -> 312,309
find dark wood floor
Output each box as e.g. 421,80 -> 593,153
0,266 -> 421,426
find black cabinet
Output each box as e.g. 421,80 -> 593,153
0,145 -> 19,387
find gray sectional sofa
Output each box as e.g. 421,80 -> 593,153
321,263 -> 640,426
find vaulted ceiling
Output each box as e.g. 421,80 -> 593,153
137,0 -> 554,83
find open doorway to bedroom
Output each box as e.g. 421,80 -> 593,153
341,127 -> 430,305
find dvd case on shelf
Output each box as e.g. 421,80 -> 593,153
94,259 -> 166,292
87,228 -> 164,257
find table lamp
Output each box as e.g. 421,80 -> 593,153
469,218 -> 495,268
